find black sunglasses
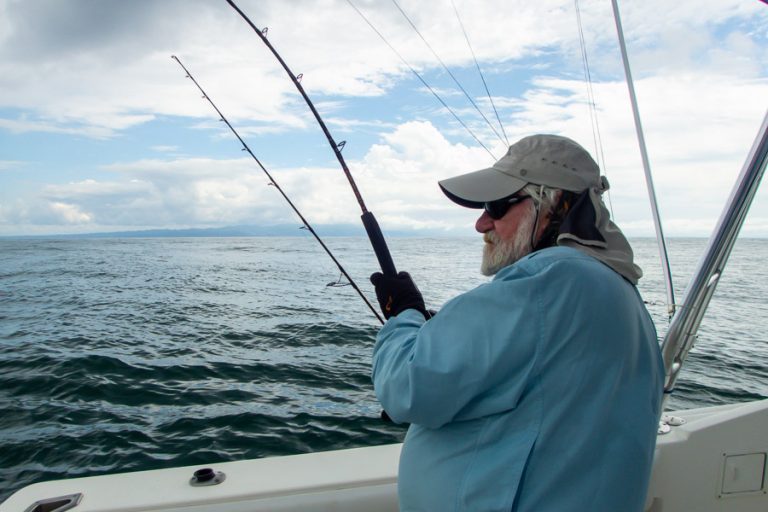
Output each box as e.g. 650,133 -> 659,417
483,195 -> 531,220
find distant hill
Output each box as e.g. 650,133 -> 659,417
2,224 -> 466,239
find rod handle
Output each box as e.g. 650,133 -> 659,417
361,211 -> 397,276
361,212 -> 405,423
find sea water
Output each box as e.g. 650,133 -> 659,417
1,237 -> 767,501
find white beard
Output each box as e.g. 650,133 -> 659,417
480,212 -> 535,276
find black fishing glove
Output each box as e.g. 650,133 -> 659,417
370,271 -> 429,320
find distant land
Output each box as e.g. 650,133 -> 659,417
2,225 -> 737,241
0,224 -> 467,239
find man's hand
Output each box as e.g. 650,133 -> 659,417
370,271 -> 429,320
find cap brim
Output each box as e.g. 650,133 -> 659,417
438,167 -> 528,208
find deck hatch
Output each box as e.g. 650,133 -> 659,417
720,453 -> 766,495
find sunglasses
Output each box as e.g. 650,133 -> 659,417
483,195 -> 531,220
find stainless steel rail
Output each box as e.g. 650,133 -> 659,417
661,110 -> 768,404
611,0 -> 676,318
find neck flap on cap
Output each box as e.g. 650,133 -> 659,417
555,185 -> 642,285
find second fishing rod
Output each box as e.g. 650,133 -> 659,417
171,55 -> 384,325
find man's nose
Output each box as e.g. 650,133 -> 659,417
475,210 -> 493,233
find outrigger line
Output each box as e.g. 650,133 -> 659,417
345,0 -> 497,160
171,55 -> 384,325
449,0 -> 509,147
225,0 -> 399,280
573,0 -> 613,220
388,0 -> 507,149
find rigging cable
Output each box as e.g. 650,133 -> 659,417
389,0 -> 507,147
225,0 -> 399,282
611,0 -> 676,318
450,0 -> 509,147
345,0 -> 497,160
171,55 -> 384,325
574,0 -> 614,220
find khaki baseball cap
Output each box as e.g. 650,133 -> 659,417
439,134 -> 603,208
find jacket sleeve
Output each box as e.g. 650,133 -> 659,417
372,270 -> 543,428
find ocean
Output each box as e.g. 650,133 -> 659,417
1,236 -> 767,502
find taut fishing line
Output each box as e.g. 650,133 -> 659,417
574,0 -> 614,219
450,0 -> 509,146
171,55 -> 384,325
388,0 -> 507,148
344,0 -> 497,160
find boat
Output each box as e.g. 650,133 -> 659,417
3,2 -> 767,511
4,401 -> 768,512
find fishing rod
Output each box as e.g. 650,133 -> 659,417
225,0 -> 398,279
171,55 -> 384,325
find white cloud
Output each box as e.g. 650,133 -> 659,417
325,117 -> 397,134
1,0 -> 761,137
43,178 -> 154,200
48,202 -> 93,224
0,160 -> 24,171
151,145 -> 180,153
12,159 -> 338,230
0,116 -> 117,138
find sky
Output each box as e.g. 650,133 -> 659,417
0,0 -> 767,238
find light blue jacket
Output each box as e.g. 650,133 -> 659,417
372,246 -> 663,511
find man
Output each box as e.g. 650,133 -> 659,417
370,134 -> 664,511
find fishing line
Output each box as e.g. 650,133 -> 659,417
450,0 -> 509,147
225,0 -> 400,282
171,55 -> 384,325
574,0 -> 615,219
345,0 -> 497,160
389,0 -> 507,147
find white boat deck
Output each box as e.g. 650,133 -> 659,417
3,400 -> 766,512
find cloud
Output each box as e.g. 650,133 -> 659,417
325,117 -> 397,134
0,127 -> 478,234
0,160 -> 24,171
0,113 -> 153,138
2,95 -> 766,237
350,121 -> 494,231
48,202 -> 93,224
151,145 -> 180,153
2,0 -> 761,138
5,158 -> 334,230
0,0 -> 189,62
1,198 -> 94,227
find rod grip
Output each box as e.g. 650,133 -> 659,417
361,211 -> 397,276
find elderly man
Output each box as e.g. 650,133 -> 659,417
370,134 -> 664,512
